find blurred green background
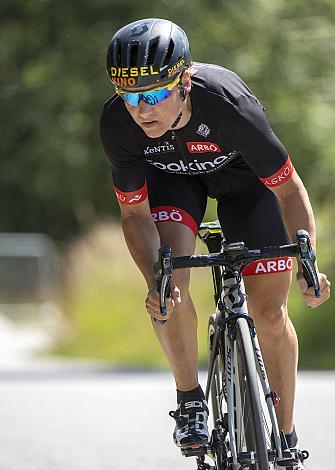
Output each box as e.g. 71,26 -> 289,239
1,0 -> 334,368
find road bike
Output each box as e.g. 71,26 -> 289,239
154,221 -> 317,469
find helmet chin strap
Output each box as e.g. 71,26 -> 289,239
171,109 -> 183,129
171,83 -> 187,130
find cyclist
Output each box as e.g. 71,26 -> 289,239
100,18 -> 331,469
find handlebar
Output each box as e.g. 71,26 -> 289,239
153,229 -> 320,325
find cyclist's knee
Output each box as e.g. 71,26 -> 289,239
174,287 -> 193,313
173,268 -> 191,297
244,272 -> 291,335
250,301 -> 289,336
171,271 -> 195,313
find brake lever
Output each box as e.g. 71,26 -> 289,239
154,245 -> 172,325
296,230 -> 320,298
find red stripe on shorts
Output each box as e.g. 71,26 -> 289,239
259,156 -> 294,187
114,183 -> 148,205
151,206 -> 198,236
242,257 -> 293,276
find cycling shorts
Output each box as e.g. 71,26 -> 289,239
146,158 -> 292,276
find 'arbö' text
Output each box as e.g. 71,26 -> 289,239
152,209 -> 184,223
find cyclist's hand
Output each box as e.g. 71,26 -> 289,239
296,271 -> 331,308
145,283 -> 181,321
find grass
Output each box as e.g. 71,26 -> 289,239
50,221 -> 217,368
50,206 -> 334,369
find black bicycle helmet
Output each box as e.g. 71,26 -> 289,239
106,18 -> 192,89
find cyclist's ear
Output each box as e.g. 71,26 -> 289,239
181,69 -> 192,94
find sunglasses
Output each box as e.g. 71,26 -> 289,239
115,74 -> 181,107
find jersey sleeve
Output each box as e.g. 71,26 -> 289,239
221,95 -> 294,188
100,103 -> 147,205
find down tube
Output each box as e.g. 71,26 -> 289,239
223,270 -> 249,466
225,331 -> 237,464
251,333 -> 282,460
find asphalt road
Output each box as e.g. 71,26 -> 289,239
0,367 -> 334,470
0,315 -> 333,470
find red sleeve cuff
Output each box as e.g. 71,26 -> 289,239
114,183 -> 148,205
259,156 -> 294,187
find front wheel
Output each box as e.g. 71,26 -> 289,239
208,314 -> 228,470
208,315 -> 224,425
234,318 -> 270,469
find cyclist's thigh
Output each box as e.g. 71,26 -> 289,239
145,163 -> 207,288
216,164 -> 289,248
145,162 -> 207,253
216,163 -> 292,306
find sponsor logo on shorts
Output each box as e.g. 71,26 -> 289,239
151,206 -> 198,236
186,142 -> 221,153
254,258 -> 293,273
152,208 -> 184,223
243,257 -> 293,276
143,141 -> 175,156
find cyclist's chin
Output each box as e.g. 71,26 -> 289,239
140,121 -> 167,138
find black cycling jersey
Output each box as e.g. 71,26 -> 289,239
100,62 -> 293,205
100,63 -> 294,275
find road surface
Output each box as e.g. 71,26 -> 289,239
0,317 -> 333,469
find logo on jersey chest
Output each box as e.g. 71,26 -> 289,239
146,155 -> 229,173
143,141 -> 175,156
186,142 -> 221,153
196,123 -> 211,137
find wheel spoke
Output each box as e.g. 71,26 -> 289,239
239,383 -> 252,451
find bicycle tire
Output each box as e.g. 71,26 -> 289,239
208,315 -> 223,425
208,314 -> 228,470
235,318 -> 269,469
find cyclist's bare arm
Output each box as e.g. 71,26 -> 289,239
120,199 -> 159,288
269,170 -> 331,307
119,199 -> 179,320
270,170 -> 316,247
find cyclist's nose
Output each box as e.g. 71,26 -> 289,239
137,99 -> 153,117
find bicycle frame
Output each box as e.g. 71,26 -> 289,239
155,225 -> 318,468
205,265 -> 283,466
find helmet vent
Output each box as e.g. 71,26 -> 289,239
129,43 -> 139,66
163,39 -> 175,67
147,38 -> 159,66
115,39 -> 122,67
